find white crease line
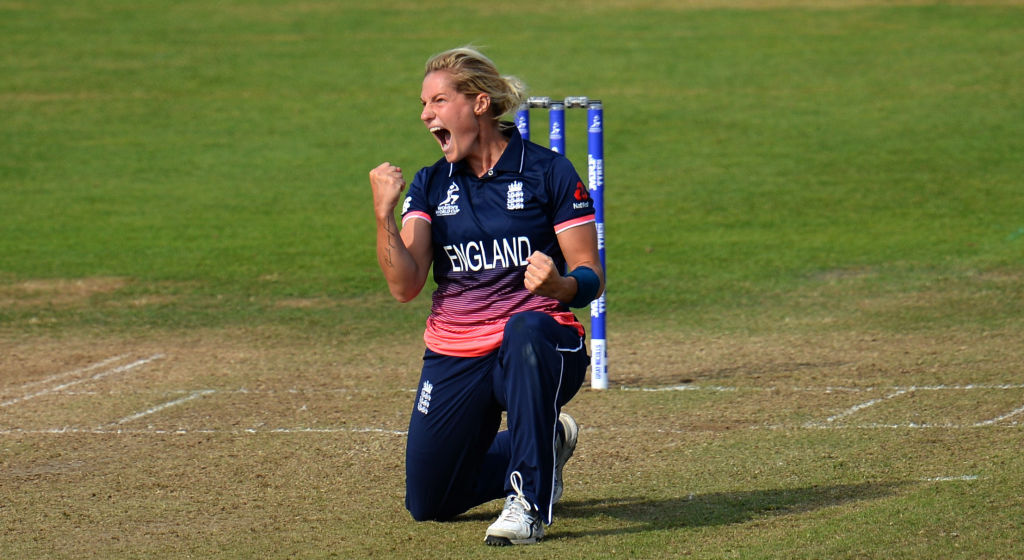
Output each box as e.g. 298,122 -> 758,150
1,420 -> 1021,436
922,475 -> 981,482
803,421 -> 967,429
620,385 -> 737,392
890,384 -> 1024,391
822,384 -> 1024,426
0,426 -> 409,436
226,387 -> 415,395
265,427 -> 408,435
825,388 -> 910,423
621,384 -> 1024,393
7,354 -> 130,392
974,402 -> 1024,426
108,389 -> 215,426
0,354 -> 164,408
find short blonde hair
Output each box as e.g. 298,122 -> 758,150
425,47 -> 526,120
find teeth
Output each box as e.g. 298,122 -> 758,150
430,127 -> 451,149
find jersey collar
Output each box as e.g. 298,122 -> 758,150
448,123 -> 526,178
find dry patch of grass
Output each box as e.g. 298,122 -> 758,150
0,277 -> 129,309
489,0 -> 1024,12
607,326 -> 1023,389
2,324 -> 1022,558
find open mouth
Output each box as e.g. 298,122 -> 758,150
430,126 -> 452,150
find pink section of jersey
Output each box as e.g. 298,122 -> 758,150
424,309 -> 583,357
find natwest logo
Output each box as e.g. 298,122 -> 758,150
574,180 -> 590,202
573,180 -> 591,209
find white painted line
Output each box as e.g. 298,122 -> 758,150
0,419 -> 1020,436
108,389 -> 215,426
922,475 -> 980,482
825,388 -> 909,423
266,427 -> 408,435
8,354 -> 130,392
3,380 -> 1022,436
621,383 -> 1024,393
0,425 -> 409,436
224,387 -> 415,395
620,385 -> 737,392
892,384 -> 1024,391
974,402 -> 1024,426
793,386 -> 877,393
0,354 -> 164,408
804,421 -> 967,429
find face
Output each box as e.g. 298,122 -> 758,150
420,70 -> 488,163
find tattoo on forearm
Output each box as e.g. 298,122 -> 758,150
382,220 -> 399,268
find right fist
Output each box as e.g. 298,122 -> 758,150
369,162 -> 406,219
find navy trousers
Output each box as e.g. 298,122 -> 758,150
404,311 -> 589,525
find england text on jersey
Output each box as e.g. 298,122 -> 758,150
442,236 -> 532,273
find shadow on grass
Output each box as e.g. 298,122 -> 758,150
545,481 -> 906,538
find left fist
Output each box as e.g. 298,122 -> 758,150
524,251 -> 568,300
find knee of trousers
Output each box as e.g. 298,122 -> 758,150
503,311 -> 555,349
406,501 -> 439,523
405,460 -> 444,522
406,491 -> 454,522
502,312 -> 554,369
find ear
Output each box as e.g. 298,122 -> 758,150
473,93 -> 491,116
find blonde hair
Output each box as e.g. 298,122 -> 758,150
425,47 -> 527,120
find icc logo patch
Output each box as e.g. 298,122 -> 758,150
437,183 -> 461,216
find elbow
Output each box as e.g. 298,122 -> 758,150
389,283 -> 422,303
392,292 -> 417,304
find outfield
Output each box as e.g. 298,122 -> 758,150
2,1 -> 1023,558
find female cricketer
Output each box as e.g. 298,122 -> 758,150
368,46 -> 604,546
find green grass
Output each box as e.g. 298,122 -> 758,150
3,1 -> 1022,336
2,1 -> 1024,558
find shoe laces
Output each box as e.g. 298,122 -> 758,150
498,471 -> 534,522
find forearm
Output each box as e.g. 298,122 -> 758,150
524,251 -> 604,307
538,223 -> 605,307
376,214 -> 425,302
537,274 -> 579,305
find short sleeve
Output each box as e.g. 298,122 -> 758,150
401,167 -> 432,226
548,156 -> 595,233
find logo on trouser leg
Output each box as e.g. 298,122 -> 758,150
417,381 -> 433,415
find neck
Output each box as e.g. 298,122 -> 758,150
466,121 -> 508,178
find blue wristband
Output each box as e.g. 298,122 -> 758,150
566,266 -> 600,308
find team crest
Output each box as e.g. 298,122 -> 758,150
506,181 -> 524,210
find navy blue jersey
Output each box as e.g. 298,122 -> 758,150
402,126 -> 595,356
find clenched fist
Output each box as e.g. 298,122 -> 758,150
369,162 -> 406,221
524,251 -> 573,302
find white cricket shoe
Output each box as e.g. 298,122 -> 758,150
552,412 -> 579,504
485,471 -> 544,546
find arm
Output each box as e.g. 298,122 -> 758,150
524,222 -> 604,305
369,162 -> 433,302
